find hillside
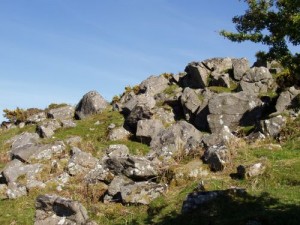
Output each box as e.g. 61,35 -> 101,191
0,57 -> 300,225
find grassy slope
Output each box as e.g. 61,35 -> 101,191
0,109 -> 299,225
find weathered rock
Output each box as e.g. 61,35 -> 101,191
107,176 -> 132,200
202,145 -> 231,171
105,144 -> 130,158
107,126 -> 131,141
10,142 -> 65,163
6,182 -> 27,199
26,112 -> 47,124
210,73 -> 231,88
34,194 -> 93,225
139,75 -> 169,96
260,115 -> 287,137
152,107 -> 176,125
237,162 -> 266,179
84,164 -> 114,184
75,91 -> 108,119
47,105 -> 75,120
184,61 -> 211,88
36,119 -> 61,138
124,105 -> 153,133
120,181 -> 167,205
1,159 -> 42,183
275,86 -> 300,113
171,160 -> 209,186
67,147 -> 98,176
207,92 -> 263,133
181,88 -> 214,130
203,57 -> 233,74
232,58 -> 250,81
61,119 -> 77,128
122,94 -> 156,116
136,119 -> 164,144
9,132 -> 40,149
238,67 -> 276,95
150,120 -> 203,159
104,155 -> 159,180
202,126 -> 239,147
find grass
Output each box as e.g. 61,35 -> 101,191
0,108 -> 300,224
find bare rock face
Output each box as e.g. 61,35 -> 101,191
275,86 -> 300,113
34,194 -> 96,225
260,115 -> 287,137
202,145 -> 231,171
207,92 -> 263,133
75,91 -> 108,119
238,67 -> 276,95
47,105 -> 75,120
139,75 -> 169,96
67,147 -> 98,176
150,120 -> 203,159
136,119 -> 164,144
232,58 -> 250,81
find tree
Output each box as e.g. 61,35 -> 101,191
220,0 -> 300,84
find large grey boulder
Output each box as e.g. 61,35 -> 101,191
10,141 -> 65,163
238,67 -> 276,95
183,61 -> 211,88
124,105 -> 153,133
67,147 -> 98,176
104,155 -> 159,181
232,58 -> 250,81
26,112 -> 47,124
139,75 -> 169,96
150,120 -> 203,159
181,88 -> 214,130
275,86 -> 300,113
9,132 -> 40,149
107,126 -> 131,141
136,119 -> 164,144
207,92 -> 263,133
6,182 -> 27,199
121,94 -> 156,116
36,119 -> 61,138
1,159 -> 42,183
260,115 -> 287,137
202,145 -> 231,171
34,194 -> 95,225
47,105 -> 75,120
202,57 -> 233,74
75,91 -> 108,119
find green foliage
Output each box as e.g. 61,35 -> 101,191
3,107 -> 43,124
220,0 -> 300,83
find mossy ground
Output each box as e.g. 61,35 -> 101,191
0,109 -> 299,224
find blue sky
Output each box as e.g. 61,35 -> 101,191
0,0 -> 269,122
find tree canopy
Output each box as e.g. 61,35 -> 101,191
220,0 -> 300,82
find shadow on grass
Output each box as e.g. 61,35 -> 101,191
135,191 -> 300,225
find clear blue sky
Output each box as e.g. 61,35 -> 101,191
0,0 -> 268,122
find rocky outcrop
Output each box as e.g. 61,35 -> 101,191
260,115 -> 287,137
150,120 -> 203,159
34,194 -> 96,225
75,91 -> 108,119
139,75 -> 169,96
238,67 -> 276,95
237,162 -> 267,179
47,105 -> 75,120
207,92 -> 263,133
67,147 -> 98,176
275,86 -> 300,113
136,119 -> 164,144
